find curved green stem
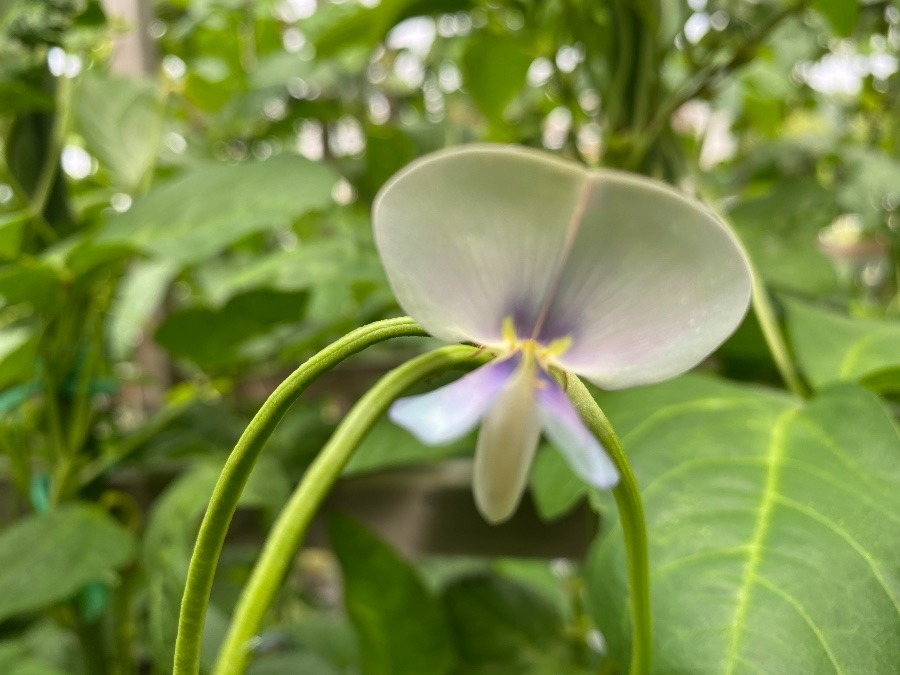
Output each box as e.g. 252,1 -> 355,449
566,376 -> 651,675
213,345 -> 488,675
172,317 -> 428,675
749,265 -> 808,398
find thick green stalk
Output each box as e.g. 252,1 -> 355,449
213,345 -> 487,675
565,376 -> 652,675
172,318 -> 427,675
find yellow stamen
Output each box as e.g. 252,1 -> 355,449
499,315 -> 573,367
502,316 -> 518,346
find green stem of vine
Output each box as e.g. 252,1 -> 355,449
212,345 -> 488,675
749,264 -> 808,398
566,376 -> 652,675
172,317 -> 428,675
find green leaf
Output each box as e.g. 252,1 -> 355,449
0,504 -> 135,621
0,325 -> 36,390
836,148 -> 900,228
314,0 -> 469,59
107,259 -> 178,361
461,34 -> 532,125
73,72 -> 163,191
247,652 -> 340,675
329,513 -> 458,675
813,0 -> 859,36
0,211 -> 28,259
343,418 -> 471,476
529,445 -> 588,521
0,259 -> 63,309
154,288 -> 307,370
442,573 -> 583,674
786,299 -> 900,392
0,621 -> 75,675
728,177 -> 838,296
0,640 -> 67,675
273,614 -> 360,671
0,79 -> 54,116
97,156 -> 337,268
586,380 -> 900,674
195,238 -> 384,307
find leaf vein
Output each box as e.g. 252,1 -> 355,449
754,576 -> 844,674
723,407 -> 797,675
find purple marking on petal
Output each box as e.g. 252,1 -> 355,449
389,357 -> 519,446
534,372 -> 619,489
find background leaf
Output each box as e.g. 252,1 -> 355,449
0,504 -> 135,621
73,72 -> 163,191
329,513 -> 458,675
461,33 -> 532,125
786,299 -> 900,392
727,178 -> 838,297
154,288 -> 308,370
813,0 -> 860,37
442,572 -> 587,675
97,156 -> 337,267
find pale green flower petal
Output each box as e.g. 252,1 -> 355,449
374,144 -> 751,388
473,361 -> 542,524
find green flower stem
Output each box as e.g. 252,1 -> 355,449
213,345 -> 488,675
565,376 -> 651,675
749,264 -> 808,398
173,318 -> 428,675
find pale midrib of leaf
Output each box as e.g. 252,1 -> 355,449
723,408 -> 804,674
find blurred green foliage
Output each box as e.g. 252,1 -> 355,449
0,0 -> 899,673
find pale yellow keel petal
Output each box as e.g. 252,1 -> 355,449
473,362 -> 541,524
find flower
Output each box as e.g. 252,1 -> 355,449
372,145 -> 751,523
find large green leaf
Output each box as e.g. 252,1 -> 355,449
329,513 -> 458,675
460,33 -> 531,125
586,379 -> 900,674
73,72 -> 163,191
97,156 -> 337,267
786,299 -> 900,392
0,504 -> 135,621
